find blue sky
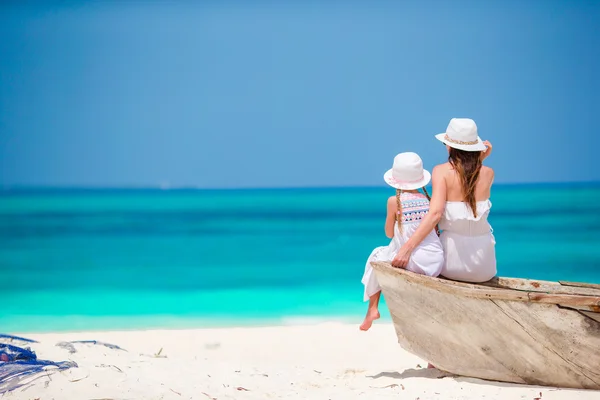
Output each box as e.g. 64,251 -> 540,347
0,1 -> 598,188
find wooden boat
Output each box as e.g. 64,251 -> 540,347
371,261 -> 600,389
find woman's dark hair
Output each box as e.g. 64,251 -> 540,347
448,148 -> 482,217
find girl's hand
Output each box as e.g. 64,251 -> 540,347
481,140 -> 493,161
391,245 -> 412,269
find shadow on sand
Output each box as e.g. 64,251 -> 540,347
367,368 -> 452,380
367,367 -> 591,396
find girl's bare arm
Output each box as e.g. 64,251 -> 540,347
384,195 -> 398,239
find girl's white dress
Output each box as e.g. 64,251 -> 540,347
439,200 -> 497,283
361,192 -> 444,301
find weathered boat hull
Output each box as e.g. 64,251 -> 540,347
372,262 -> 600,389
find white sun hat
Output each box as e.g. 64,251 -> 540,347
383,152 -> 431,190
435,118 -> 487,152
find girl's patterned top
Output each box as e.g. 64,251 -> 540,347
398,192 -> 430,224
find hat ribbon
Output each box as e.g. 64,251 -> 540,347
444,134 -> 478,146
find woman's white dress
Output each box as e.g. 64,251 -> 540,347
361,192 -> 444,301
439,200 -> 497,283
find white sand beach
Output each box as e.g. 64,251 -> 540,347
7,323 -> 600,400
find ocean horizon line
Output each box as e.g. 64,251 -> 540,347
2,180 -> 600,193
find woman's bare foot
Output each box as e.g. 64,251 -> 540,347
359,309 -> 380,331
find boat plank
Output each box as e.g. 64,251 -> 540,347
558,304 -> 600,314
484,277 -> 600,297
528,293 -> 600,308
559,281 -> 600,291
492,300 -> 600,385
580,311 -> 600,324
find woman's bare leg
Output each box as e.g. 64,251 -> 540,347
359,291 -> 381,331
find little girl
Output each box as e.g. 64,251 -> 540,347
360,152 -> 444,331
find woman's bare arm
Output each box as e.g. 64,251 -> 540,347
391,166 -> 447,268
384,196 -> 397,239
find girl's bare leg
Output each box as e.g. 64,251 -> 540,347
359,291 -> 381,331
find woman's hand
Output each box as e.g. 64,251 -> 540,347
391,245 -> 412,269
481,140 -> 493,161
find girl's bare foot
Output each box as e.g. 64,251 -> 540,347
359,309 -> 380,331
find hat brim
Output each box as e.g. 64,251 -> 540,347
435,133 -> 487,152
383,169 -> 431,190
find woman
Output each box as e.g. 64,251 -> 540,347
391,118 -> 496,283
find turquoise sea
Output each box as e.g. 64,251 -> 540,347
1,184 -> 599,333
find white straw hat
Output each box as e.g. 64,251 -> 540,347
435,118 -> 487,152
383,152 -> 431,190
